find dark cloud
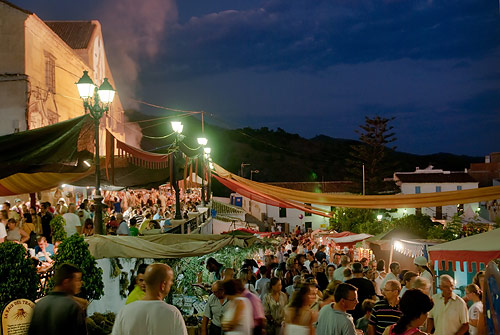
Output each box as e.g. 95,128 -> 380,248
157,0 -> 500,78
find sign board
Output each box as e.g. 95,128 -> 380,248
2,299 -> 35,335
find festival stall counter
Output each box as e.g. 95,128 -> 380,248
314,230 -> 374,260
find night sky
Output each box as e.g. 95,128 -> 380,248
11,0 -> 500,156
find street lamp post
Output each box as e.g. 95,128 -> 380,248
240,162 -> 250,177
171,121 -> 184,220
204,148 -> 212,203
250,169 -> 260,180
197,137 -> 208,206
76,71 -> 115,235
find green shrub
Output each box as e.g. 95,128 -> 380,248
50,234 -> 104,301
50,215 -> 67,242
0,242 -> 39,310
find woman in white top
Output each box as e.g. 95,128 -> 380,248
374,259 -> 386,296
284,283 -> 318,335
466,283 -> 483,335
221,279 -> 253,335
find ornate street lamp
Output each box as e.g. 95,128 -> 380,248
197,137 -> 208,206
171,121 -> 184,220
76,71 -> 115,235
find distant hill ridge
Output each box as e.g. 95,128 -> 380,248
125,110 -> 482,195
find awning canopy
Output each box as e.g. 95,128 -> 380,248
428,228 -> 500,272
213,163 -> 500,209
86,233 -> 258,259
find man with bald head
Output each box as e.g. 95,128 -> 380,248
427,274 -> 468,335
112,263 -> 188,335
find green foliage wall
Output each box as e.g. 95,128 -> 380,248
50,215 -> 67,242
50,234 -> 104,301
0,242 -> 39,310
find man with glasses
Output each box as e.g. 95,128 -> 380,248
427,274 -> 468,335
316,283 -> 359,334
201,281 -> 227,335
368,280 -> 402,335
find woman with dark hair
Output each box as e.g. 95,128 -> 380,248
383,289 -> 434,335
263,277 -> 288,335
465,283 -> 483,335
283,284 -> 317,335
221,279 -> 253,335
374,259 -> 386,296
82,218 -> 94,236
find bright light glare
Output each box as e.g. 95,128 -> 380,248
377,214 -> 383,221
197,137 -> 208,146
171,121 -> 183,133
83,160 -> 91,167
204,147 -> 211,154
394,241 -> 404,252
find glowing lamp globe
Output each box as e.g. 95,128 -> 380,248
76,71 -> 96,99
97,78 -> 115,104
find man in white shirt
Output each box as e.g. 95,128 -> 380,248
112,263 -> 188,335
334,255 -> 350,282
427,274 -> 468,335
0,220 -> 6,243
62,203 -> 82,236
255,266 -> 270,299
381,262 -> 401,288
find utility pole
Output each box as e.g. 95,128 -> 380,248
240,162 -> 250,177
362,164 -> 366,195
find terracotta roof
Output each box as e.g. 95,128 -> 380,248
266,181 -> 355,193
394,172 -> 477,183
44,21 -> 95,49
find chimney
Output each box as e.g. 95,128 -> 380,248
485,155 -> 490,163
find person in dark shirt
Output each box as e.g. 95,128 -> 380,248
346,262 -> 377,322
39,202 -> 53,243
29,263 -> 86,335
315,245 -> 327,263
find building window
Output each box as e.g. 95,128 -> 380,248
436,186 -> 441,192
305,222 -> 312,232
279,207 -> 286,218
457,185 -> 462,191
304,203 -> 312,216
415,186 -> 421,194
45,53 -> 56,93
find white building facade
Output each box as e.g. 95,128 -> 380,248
393,166 -> 479,220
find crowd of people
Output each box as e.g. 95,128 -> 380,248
116,232 -> 485,335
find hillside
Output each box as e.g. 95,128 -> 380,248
125,110 -> 483,196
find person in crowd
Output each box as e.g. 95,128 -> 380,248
346,262 -> 377,322
360,258 -> 369,271
383,289 -> 434,335
0,211 -> 6,243
239,268 -> 258,295
286,275 -> 302,297
255,266 -> 271,299
374,260 -> 386,296
427,274 -> 468,335
6,218 -> 29,244
221,279 -> 253,335
62,203 -> 82,236
304,251 -> 315,272
30,207 -> 43,235
311,260 -> 329,291
343,268 -> 353,282
241,276 -> 266,335
125,264 -> 148,305
128,217 -> 139,236
472,271 -> 485,291
320,280 -> 342,310
112,263 -> 188,335
315,245 -> 327,263
116,213 -> 129,236
326,264 -> 336,282
399,271 -> 418,298
34,236 -> 55,263
413,256 -> 434,294
223,267 -> 235,281
82,218 -> 94,236
263,277 -> 288,335
28,263 -> 86,335
201,280 -> 227,335
465,283 -> 483,335
285,256 -> 300,287
410,277 -> 431,296
283,283 -> 317,335
40,202 -> 53,243
316,283 -> 358,335
21,212 -> 36,236
381,262 -> 401,289
206,257 -> 225,281
333,255 -> 350,282
356,299 -> 375,335
368,280 -> 402,335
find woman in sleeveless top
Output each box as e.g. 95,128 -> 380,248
221,279 -> 253,335
284,284 -> 317,335
374,259 -> 386,296
6,218 -> 29,244
383,289 -> 433,335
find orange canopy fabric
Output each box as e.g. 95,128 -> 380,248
213,163 -> 500,209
